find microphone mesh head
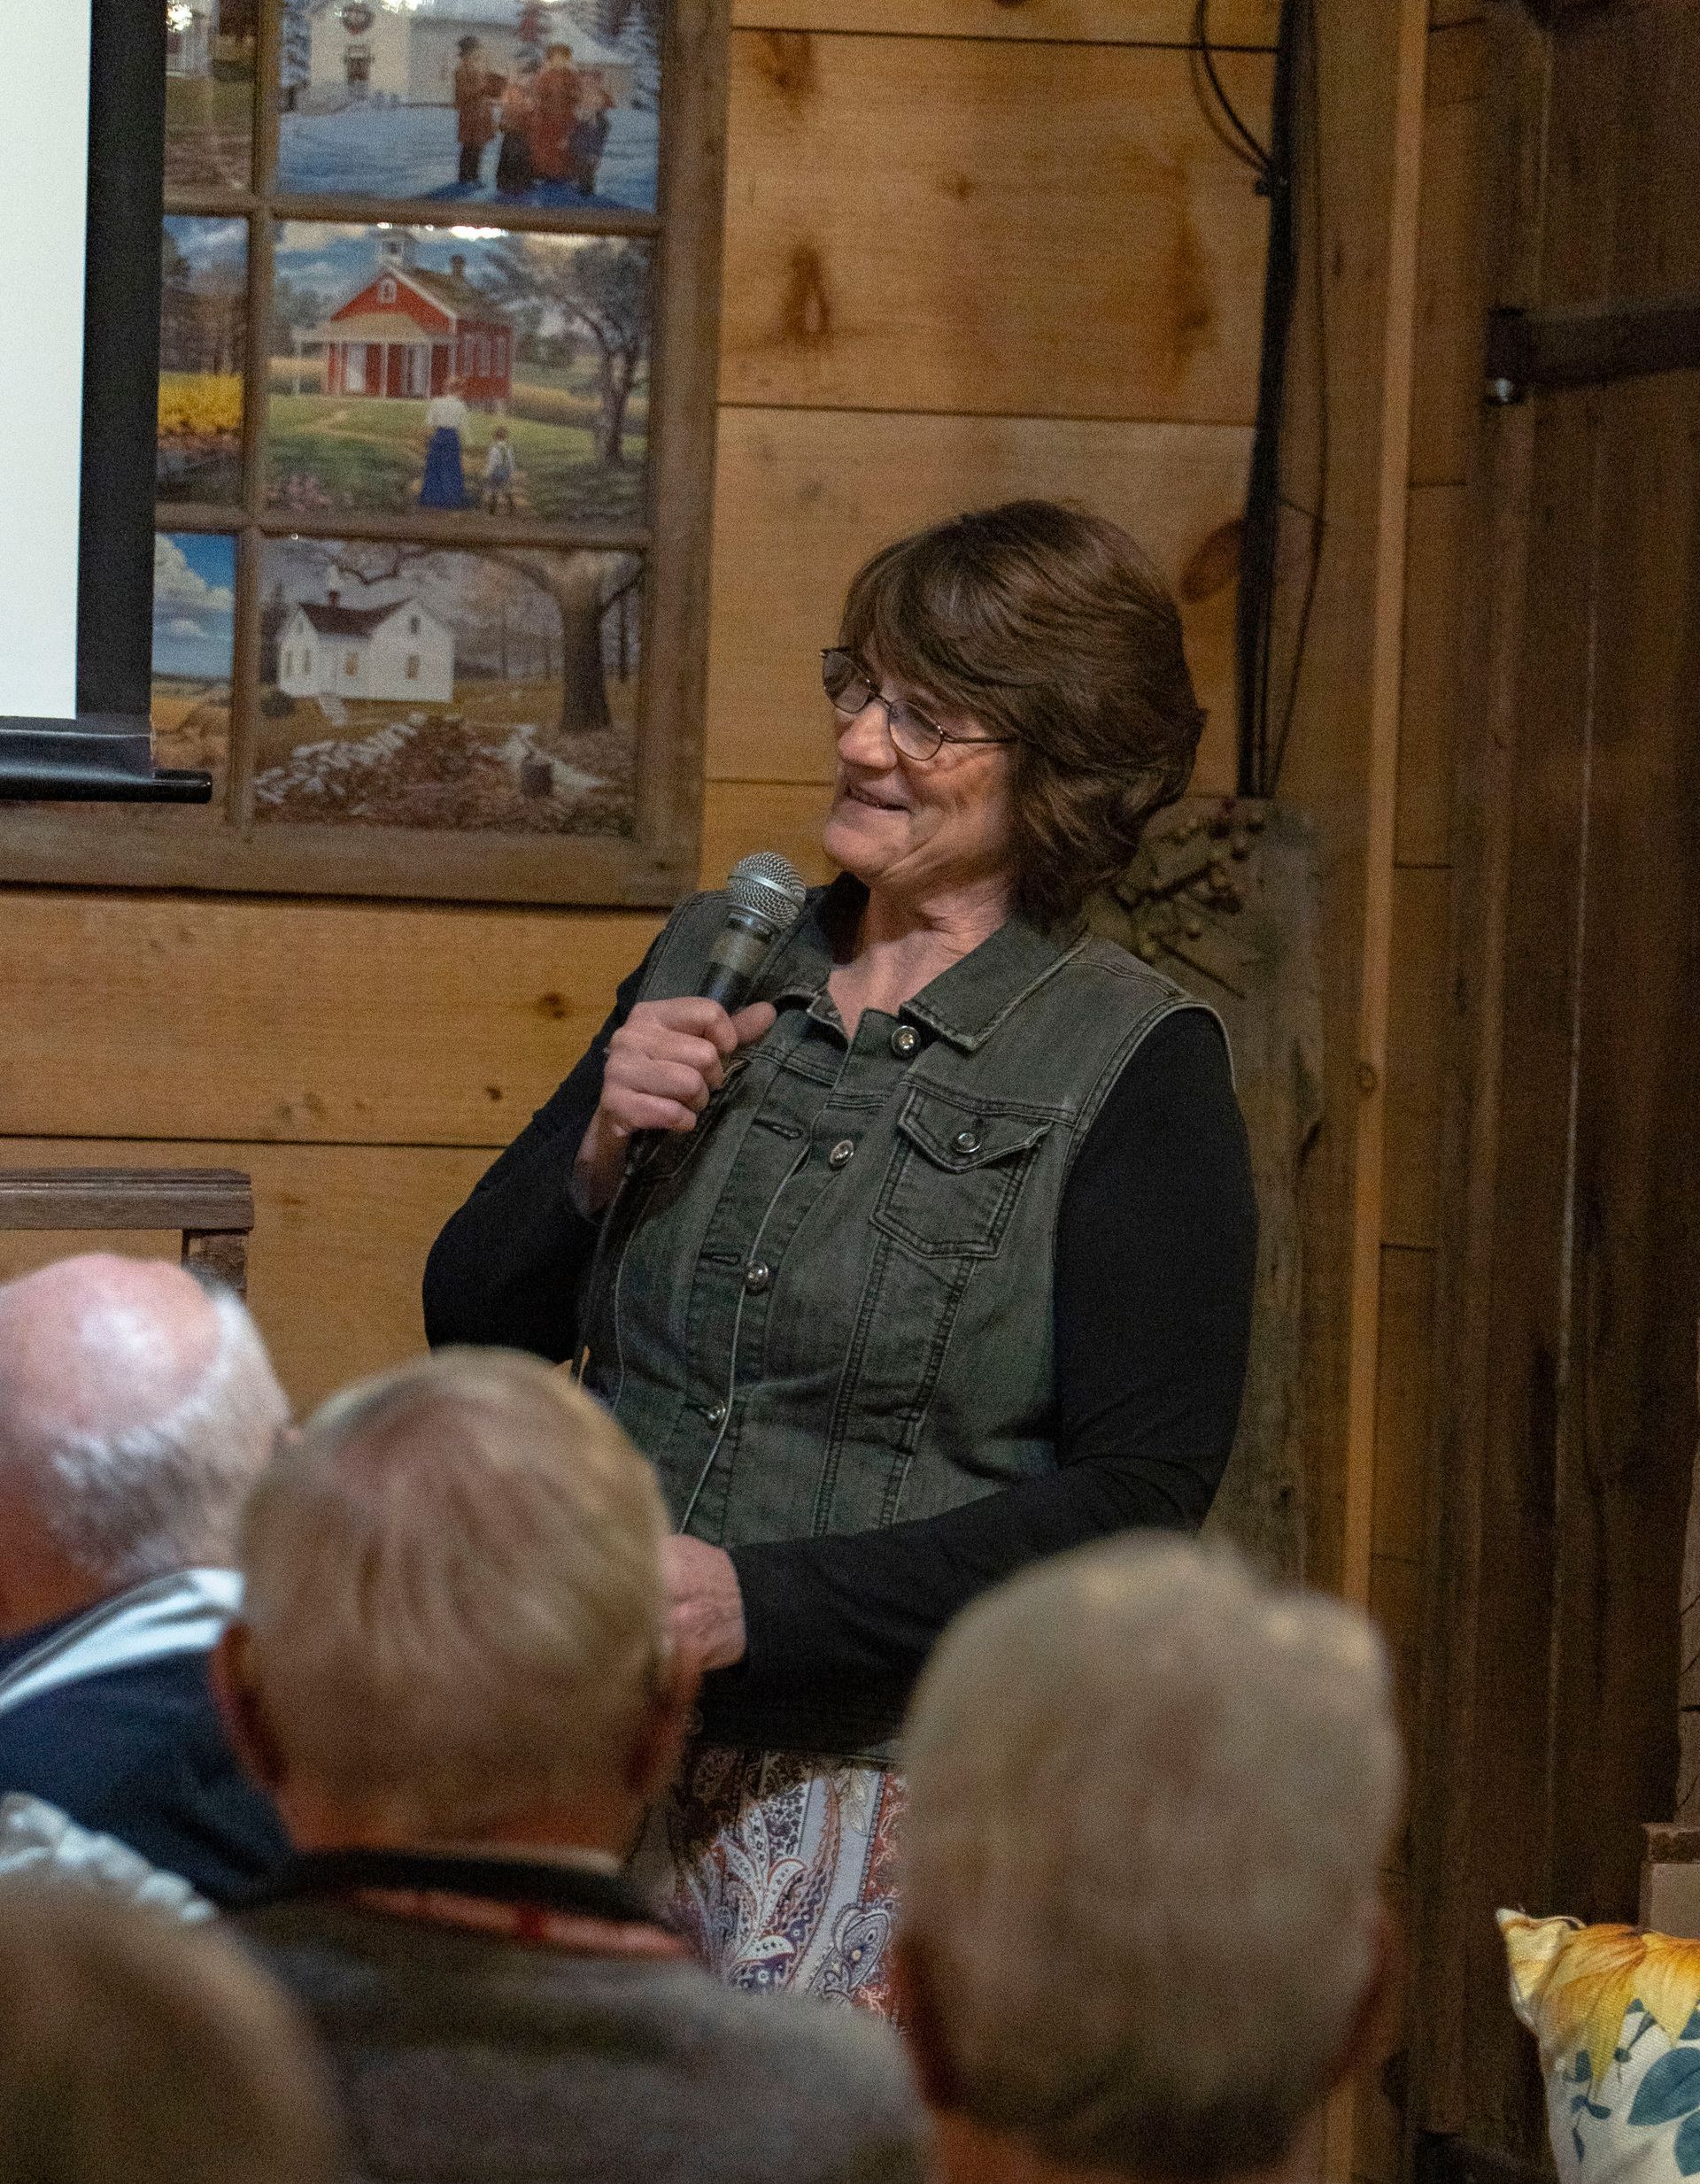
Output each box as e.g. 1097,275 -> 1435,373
725,852 -> 808,932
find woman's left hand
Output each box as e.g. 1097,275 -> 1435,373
661,1537 -> 747,1671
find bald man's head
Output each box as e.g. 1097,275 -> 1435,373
0,1255 -> 288,1630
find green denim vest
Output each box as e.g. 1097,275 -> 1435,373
583,879 -> 1217,1751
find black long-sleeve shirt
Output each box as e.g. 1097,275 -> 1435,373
424,965 -> 1257,1728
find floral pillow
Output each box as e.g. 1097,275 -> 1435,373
1501,1911 -> 1700,2184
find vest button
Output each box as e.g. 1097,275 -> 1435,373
953,1128 -> 982,1155
702,1400 -> 728,1426
744,1261 -> 771,1293
890,1024 -> 918,1058
828,1138 -> 855,1169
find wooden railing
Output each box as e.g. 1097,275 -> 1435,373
0,1169 -> 254,1296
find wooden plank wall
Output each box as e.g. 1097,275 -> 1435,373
0,0 -> 1277,1412
1408,4 -> 1700,2167
1253,2 -> 1467,2178
1349,10 -> 1487,2183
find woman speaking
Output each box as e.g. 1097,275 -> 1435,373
423,501 -> 1257,2009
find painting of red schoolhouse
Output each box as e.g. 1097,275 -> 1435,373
267,222 -> 650,523
320,237 -> 513,405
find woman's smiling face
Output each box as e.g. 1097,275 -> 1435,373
821,663 -> 1016,907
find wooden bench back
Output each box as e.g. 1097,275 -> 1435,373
0,1169 -> 254,1297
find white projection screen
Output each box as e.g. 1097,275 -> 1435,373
0,5 -> 89,722
0,0 -> 208,801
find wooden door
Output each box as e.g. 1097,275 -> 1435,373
1410,5 -> 1700,2177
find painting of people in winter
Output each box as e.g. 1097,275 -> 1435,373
158,219 -> 248,504
151,533 -> 236,792
274,1 -> 661,213
267,225 -> 650,521
166,0 -> 257,189
255,539 -> 641,830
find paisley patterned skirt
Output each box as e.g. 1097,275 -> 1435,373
635,1746 -> 907,2018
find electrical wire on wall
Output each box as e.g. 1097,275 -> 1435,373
1189,0 -> 1327,801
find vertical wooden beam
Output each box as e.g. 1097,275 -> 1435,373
1337,0 -> 1431,1617
1408,5 -> 1549,2152
1321,7 -> 1429,2174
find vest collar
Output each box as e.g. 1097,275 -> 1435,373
770,875 -> 1085,1053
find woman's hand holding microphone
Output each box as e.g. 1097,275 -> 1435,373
571,993 -> 774,1674
571,995 -> 777,1216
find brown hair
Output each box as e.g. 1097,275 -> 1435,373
838,500 -> 1204,926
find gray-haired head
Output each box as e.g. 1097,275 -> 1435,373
900,1537 -> 1403,2182
236,1347 -> 671,1839
0,1254 -> 288,1602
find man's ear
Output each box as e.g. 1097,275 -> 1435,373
892,1930 -> 963,2113
629,1644 -> 701,1809
209,1623 -> 288,1795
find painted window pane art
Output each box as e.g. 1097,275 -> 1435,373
158,217 -> 248,504
276,0 -> 661,214
166,0 -> 256,189
257,537 -> 641,831
267,224 -> 650,521
152,532 -> 236,796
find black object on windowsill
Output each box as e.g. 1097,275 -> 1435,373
0,717 -> 211,803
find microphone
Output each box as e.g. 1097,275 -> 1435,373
699,853 -> 808,1011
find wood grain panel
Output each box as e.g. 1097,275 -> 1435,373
721,33 -> 1273,421
0,893 -> 661,1146
1410,90 -> 1485,488
1542,4 -> 1700,316
0,1230 -> 179,1276
1372,1244 -> 1435,1564
1548,374 -> 1700,1915
1383,865 -> 1449,1251
700,779 -> 837,887
1371,1550 -> 1423,1749
707,406 -> 1251,792
0,1139 -> 491,1414
1397,483 -> 1467,866
730,0 -> 1279,38
1426,19 -> 1486,107
1351,1868 -> 1413,2184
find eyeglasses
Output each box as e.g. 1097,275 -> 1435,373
820,649 -> 1016,764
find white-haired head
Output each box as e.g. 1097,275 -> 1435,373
900,1537 -> 1403,2183
0,1254 -> 288,1601
233,1347 -> 671,1841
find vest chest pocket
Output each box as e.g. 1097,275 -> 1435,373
872,1090 -> 1053,1260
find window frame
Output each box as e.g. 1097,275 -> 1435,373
1,0 -> 730,908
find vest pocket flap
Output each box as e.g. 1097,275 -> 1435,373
895,1093 -> 1052,1173
877,1094 -> 1053,1260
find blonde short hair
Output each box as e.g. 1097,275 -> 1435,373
901,1538 -> 1403,2180
238,1348 -> 668,1837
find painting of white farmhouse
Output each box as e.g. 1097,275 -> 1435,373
277,588 -> 456,703
267,225 -> 651,522
256,537 -> 642,831
275,0 -> 661,213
